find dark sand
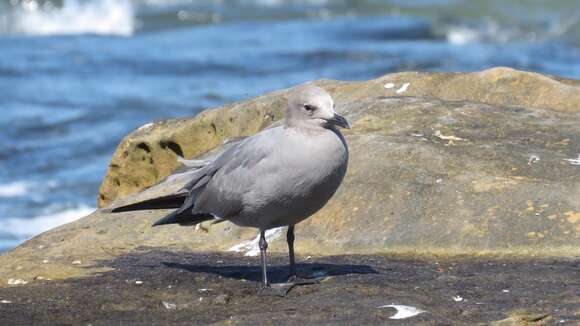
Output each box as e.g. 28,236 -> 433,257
0,250 -> 578,325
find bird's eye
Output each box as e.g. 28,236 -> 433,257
304,105 -> 315,111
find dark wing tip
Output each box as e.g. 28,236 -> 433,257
110,193 -> 188,214
152,212 -> 214,227
151,214 -> 178,227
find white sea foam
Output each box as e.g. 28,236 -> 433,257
11,0 -> 134,36
252,0 -> 330,6
446,21 -> 517,45
0,206 -> 94,239
0,182 -> 30,197
446,26 -> 481,45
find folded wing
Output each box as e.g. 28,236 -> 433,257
111,128 -> 277,227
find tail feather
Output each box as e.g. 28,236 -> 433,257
111,193 -> 187,213
152,209 -> 213,227
111,190 -> 214,227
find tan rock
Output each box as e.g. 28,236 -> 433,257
98,67 -> 580,208
1,76 -> 579,284
98,92 -> 286,207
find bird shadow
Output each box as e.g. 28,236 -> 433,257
162,261 -> 378,284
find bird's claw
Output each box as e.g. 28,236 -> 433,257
287,274 -> 325,285
257,283 -> 295,297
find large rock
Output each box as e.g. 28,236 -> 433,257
98,67 -> 580,207
1,68 -> 579,284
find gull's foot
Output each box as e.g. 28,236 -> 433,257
287,273 -> 326,285
257,283 -> 295,297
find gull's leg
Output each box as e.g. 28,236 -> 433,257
256,227 -> 323,297
285,225 -> 323,285
257,229 -> 293,297
287,225 -> 297,278
259,230 -> 269,287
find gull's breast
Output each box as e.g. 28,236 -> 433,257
235,129 -> 348,229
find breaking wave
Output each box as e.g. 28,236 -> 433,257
0,206 -> 94,246
0,181 -> 31,198
1,0 -> 134,36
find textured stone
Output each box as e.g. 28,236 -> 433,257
1,73 -> 580,284
98,67 -> 580,208
98,93 -> 287,207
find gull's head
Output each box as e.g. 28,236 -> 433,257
285,85 -> 350,130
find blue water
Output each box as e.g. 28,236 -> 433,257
1,0 -> 580,252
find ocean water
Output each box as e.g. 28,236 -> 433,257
1,0 -> 580,252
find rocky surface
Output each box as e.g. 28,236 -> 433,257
1,67 -> 580,286
0,67 -> 579,324
98,67 -> 580,207
0,251 -> 577,325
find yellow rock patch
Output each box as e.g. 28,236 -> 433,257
565,211 -> 580,224
471,176 -> 524,193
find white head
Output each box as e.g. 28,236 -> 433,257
285,85 -> 350,130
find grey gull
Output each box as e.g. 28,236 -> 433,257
112,85 -> 350,296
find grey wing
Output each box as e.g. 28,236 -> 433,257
182,129 -> 276,220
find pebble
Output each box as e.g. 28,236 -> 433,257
214,294 -> 231,305
377,304 -> 425,319
72,260 -> 82,265
162,301 -> 176,310
7,279 -> 28,285
0,300 -> 12,304
396,82 -> 411,94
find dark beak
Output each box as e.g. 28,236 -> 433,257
326,113 -> 351,129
